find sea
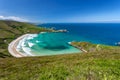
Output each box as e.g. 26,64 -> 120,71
39,23 -> 120,46
16,23 -> 120,56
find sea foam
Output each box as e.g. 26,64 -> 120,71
16,33 -> 81,56
26,34 -> 38,40
28,42 -> 35,47
16,34 -> 37,56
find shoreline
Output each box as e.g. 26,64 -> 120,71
68,42 -> 87,53
8,34 -> 31,57
8,32 -> 82,58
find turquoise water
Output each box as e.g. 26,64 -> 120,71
39,23 -> 120,46
16,23 -> 120,56
17,32 -> 81,56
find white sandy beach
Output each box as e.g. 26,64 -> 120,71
8,33 -> 82,58
8,34 -> 30,57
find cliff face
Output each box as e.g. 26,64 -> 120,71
0,20 -> 50,58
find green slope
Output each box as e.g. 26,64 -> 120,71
0,50 -> 120,80
0,20 -> 51,58
0,20 -> 120,80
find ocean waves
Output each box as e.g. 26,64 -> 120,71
16,33 -> 81,56
16,34 -> 38,56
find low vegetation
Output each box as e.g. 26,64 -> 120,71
0,20 -> 120,80
0,49 -> 120,80
71,41 -> 120,52
0,20 -> 52,58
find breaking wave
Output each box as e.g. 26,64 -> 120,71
16,32 -> 81,56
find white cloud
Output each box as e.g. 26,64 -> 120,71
0,15 -> 29,22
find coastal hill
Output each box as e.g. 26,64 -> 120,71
0,20 -> 120,79
0,20 -> 51,58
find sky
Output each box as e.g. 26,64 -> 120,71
0,0 -> 120,23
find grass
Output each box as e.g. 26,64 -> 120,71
0,51 -> 120,80
0,20 -> 52,58
0,42 -> 120,80
71,41 -> 120,52
0,20 -> 120,80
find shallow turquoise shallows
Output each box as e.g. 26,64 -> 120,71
17,32 -> 81,56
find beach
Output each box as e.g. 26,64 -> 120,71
8,34 -> 30,57
8,32 -> 82,57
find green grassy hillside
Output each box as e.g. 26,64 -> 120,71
0,20 -> 120,80
0,49 -> 120,80
0,20 -> 51,58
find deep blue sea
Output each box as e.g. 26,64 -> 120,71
39,23 -> 120,46
16,23 -> 120,56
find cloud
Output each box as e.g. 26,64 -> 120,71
0,15 -> 29,22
